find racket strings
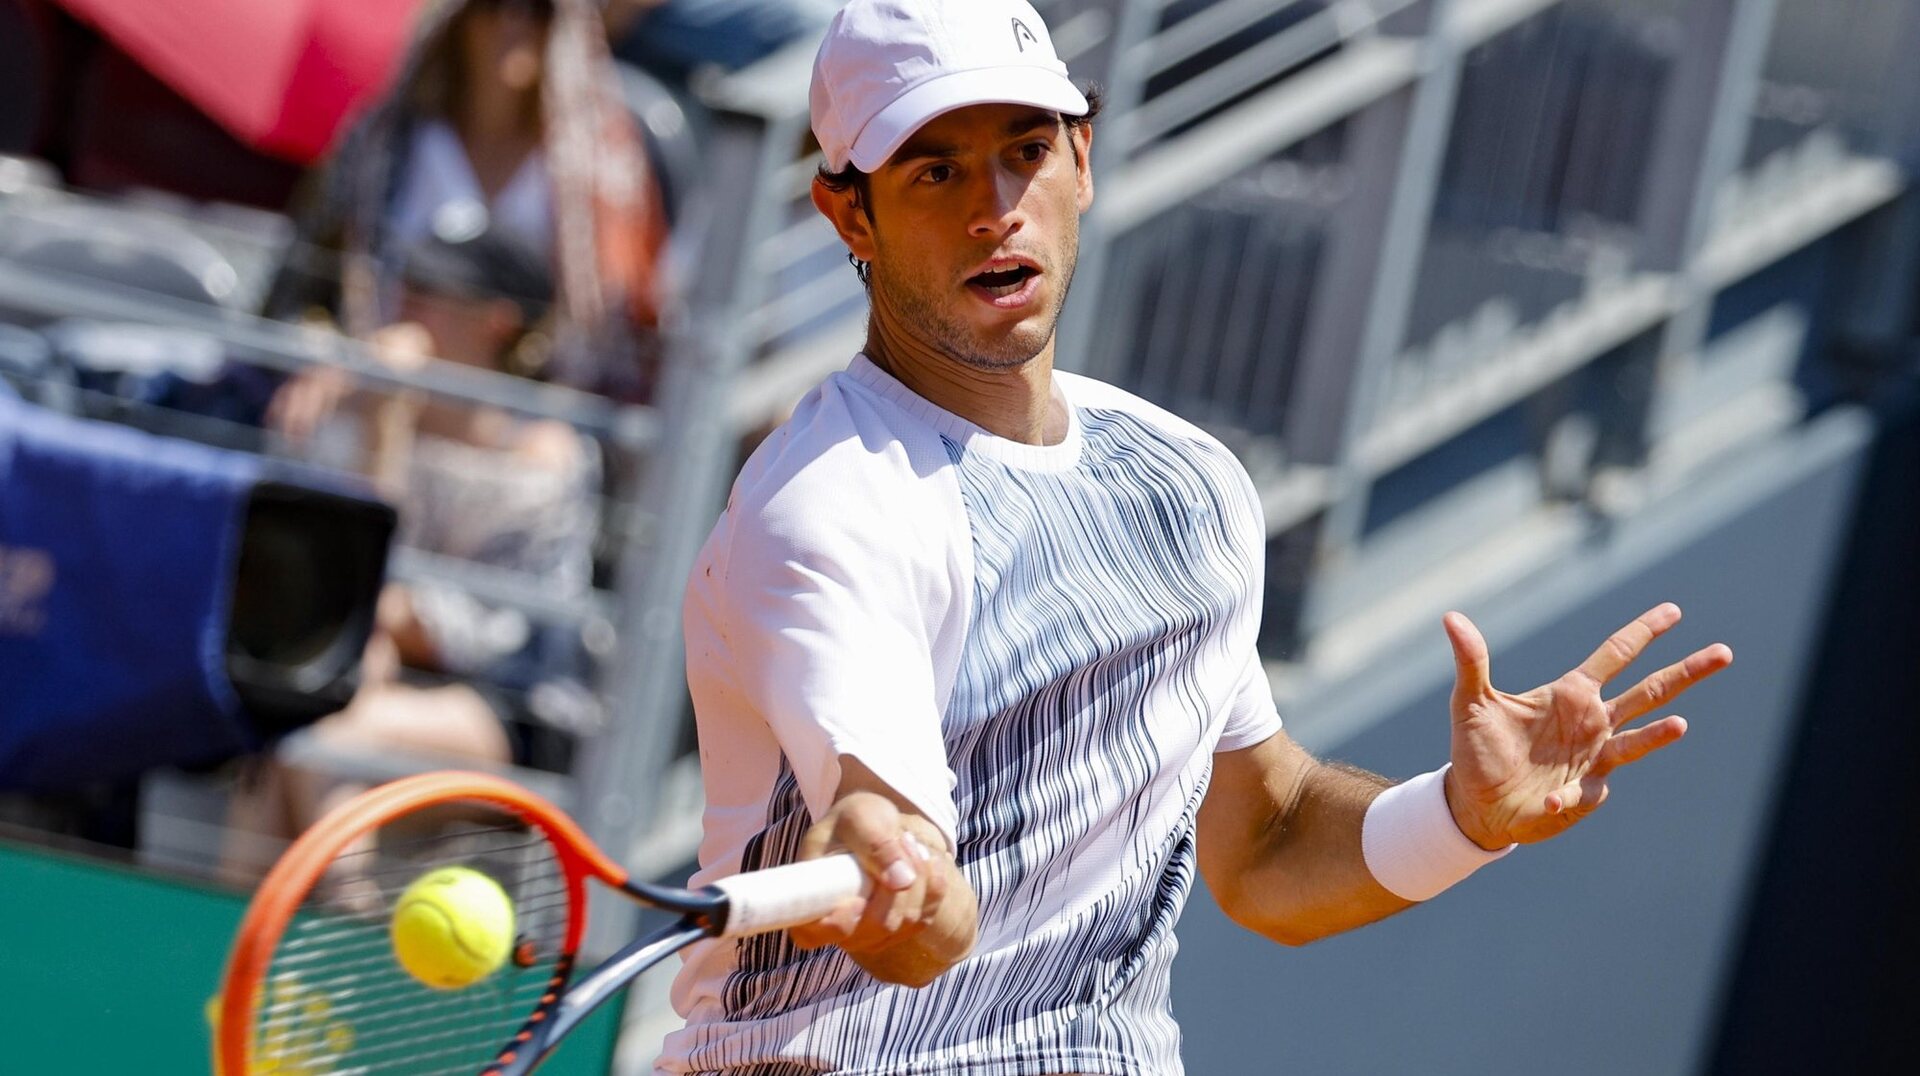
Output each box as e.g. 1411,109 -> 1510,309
261,992 -> 548,1070
256,922 -> 562,1014
248,813 -> 575,1075
267,881 -> 570,963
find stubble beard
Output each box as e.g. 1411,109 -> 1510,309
869,226 -> 1081,372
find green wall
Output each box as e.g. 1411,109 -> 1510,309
0,839 -> 620,1074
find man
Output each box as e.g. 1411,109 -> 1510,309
660,2 -> 1734,1073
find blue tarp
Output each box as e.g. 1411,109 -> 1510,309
0,393 -> 260,791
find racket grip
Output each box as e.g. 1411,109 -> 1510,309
711,854 -> 870,937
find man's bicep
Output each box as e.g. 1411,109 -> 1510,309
1198,730 -> 1314,883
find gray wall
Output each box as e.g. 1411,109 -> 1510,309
1173,406 -> 1872,1075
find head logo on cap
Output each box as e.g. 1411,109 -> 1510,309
811,0 -> 1090,173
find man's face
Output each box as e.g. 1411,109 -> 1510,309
821,103 -> 1095,370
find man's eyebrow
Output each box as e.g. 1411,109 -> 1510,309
890,138 -> 958,165
1003,110 -> 1059,136
887,111 -> 1063,166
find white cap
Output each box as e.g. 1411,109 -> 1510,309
810,0 -> 1089,173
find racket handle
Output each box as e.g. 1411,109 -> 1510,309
710,854 -> 870,937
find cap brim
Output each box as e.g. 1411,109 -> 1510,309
847,66 -> 1089,173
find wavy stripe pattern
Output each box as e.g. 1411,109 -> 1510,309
679,406 -> 1262,1076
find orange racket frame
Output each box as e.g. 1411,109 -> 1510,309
215,771 -> 628,1076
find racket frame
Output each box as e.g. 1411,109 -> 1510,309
216,771 -> 728,1076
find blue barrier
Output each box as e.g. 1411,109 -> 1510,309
0,392 -> 260,791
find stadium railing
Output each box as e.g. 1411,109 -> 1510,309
614,0 -> 1919,760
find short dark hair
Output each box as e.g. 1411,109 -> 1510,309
816,83 -> 1105,284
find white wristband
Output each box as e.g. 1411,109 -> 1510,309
1361,765 -> 1514,902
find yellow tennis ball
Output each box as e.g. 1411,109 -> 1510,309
390,867 -> 515,990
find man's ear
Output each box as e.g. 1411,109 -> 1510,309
1072,123 -> 1095,213
811,175 -> 879,264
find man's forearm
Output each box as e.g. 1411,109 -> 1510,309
1200,740 -> 1409,946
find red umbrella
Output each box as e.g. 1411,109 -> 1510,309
51,0 -> 430,164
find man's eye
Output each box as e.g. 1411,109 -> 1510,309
922,164 -> 954,184
1019,141 -> 1050,162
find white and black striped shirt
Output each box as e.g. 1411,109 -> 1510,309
663,355 -> 1282,1076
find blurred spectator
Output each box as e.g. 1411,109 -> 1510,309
275,219 -> 599,749
226,221 -> 598,878
605,0 -> 835,87
265,0 -> 667,402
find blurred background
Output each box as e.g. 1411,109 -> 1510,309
1,0 -> 1916,1072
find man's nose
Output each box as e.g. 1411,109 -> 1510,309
966,167 -> 1027,240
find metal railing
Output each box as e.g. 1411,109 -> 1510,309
625,0 -> 1919,692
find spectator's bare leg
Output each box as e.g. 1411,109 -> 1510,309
219,680 -> 512,885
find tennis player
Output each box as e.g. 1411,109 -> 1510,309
658,2 -> 1734,1073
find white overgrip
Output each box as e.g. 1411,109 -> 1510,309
711,854 -> 870,937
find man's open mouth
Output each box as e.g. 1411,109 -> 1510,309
968,265 -> 1039,298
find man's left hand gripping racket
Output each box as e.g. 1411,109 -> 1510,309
215,771 -> 865,1075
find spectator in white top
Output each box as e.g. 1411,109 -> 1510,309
264,0 -> 668,402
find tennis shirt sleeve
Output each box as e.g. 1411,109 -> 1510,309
696,420 -> 965,849
1217,445 -> 1283,753
1218,647 -> 1284,751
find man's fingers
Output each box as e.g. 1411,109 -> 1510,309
868,834 -> 920,892
1606,644 -> 1732,727
1443,611 -> 1493,707
1574,603 -> 1682,687
830,796 -> 920,891
1543,777 -> 1609,815
790,896 -> 868,950
787,790 -> 960,965
842,883 -> 929,953
905,832 -> 944,910
1596,716 -> 1689,773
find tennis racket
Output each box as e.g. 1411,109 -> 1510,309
215,770 -> 866,1075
